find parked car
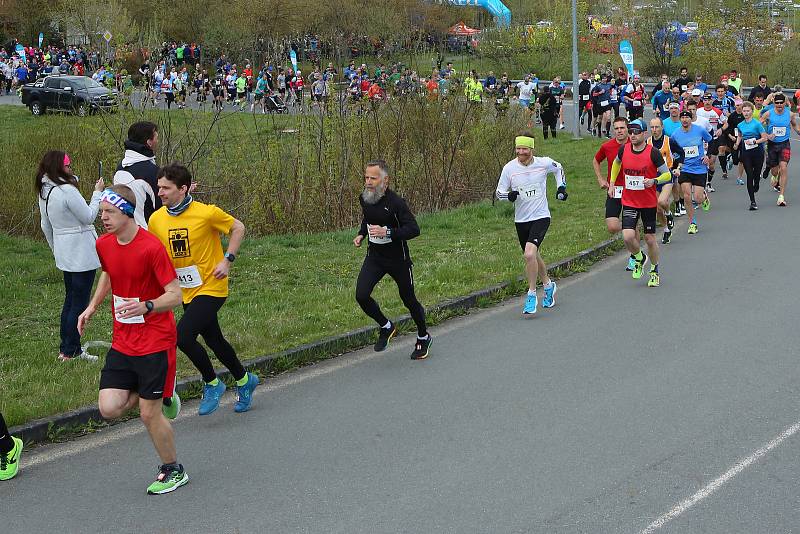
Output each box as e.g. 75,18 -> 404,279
20,75 -> 118,116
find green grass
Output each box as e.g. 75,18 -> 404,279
0,134 -> 607,428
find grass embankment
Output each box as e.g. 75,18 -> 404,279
0,134 -> 607,428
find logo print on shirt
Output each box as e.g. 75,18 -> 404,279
168,228 -> 191,258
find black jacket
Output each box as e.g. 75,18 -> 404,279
358,189 -> 419,261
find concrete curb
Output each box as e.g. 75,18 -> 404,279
12,236 -> 621,444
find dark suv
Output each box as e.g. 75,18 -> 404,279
21,75 -> 118,116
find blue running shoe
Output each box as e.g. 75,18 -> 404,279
199,380 -> 227,416
234,372 -> 260,413
522,293 -> 537,316
626,256 -> 636,271
542,281 -> 557,308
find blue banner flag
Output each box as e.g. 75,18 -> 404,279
38,32 -> 44,48
619,40 -> 634,78
289,49 -> 298,72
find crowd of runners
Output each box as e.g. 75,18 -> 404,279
2,64 -> 798,494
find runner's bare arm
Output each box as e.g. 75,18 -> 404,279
77,271 -> 112,334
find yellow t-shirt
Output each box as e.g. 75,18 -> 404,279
148,201 -> 235,303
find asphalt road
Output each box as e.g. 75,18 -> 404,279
5,130 -> 800,534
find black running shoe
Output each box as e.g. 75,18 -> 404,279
374,323 -> 397,352
749,201 -> 758,211
666,212 -> 674,230
410,336 -> 433,360
662,231 -> 671,244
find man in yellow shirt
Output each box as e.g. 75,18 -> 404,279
149,164 -> 258,415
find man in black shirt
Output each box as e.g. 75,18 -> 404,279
673,67 -> 691,93
354,160 -> 431,360
748,74 -> 771,103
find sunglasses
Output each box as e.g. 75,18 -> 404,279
627,128 -> 644,134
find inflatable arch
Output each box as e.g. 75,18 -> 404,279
443,0 -> 512,27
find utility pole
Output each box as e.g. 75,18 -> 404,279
572,0 -> 581,139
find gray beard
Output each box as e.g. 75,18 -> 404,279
361,186 -> 386,205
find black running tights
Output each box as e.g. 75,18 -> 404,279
741,149 -> 764,203
355,255 -> 428,337
178,295 -> 245,383
0,412 -> 13,454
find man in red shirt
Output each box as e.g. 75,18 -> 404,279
78,185 -> 187,495
593,117 -> 637,269
608,119 -> 673,287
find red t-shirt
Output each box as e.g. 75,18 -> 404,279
96,229 -> 178,356
617,143 -> 663,209
595,138 -> 627,185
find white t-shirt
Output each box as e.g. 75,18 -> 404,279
517,81 -> 535,100
695,107 -> 724,132
693,116 -> 712,134
496,157 -> 566,222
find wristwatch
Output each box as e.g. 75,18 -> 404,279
385,228 -> 392,239
144,301 -> 154,315
224,252 -> 236,262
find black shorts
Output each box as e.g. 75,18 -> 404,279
766,140 -> 791,168
515,217 -> 550,250
595,104 -> 610,115
678,171 -> 707,187
622,206 -> 657,234
605,196 -> 623,219
99,348 -> 169,400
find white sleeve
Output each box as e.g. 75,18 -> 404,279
496,166 -> 512,200
548,159 -> 566,188
64,186 -> 101,225
39,196 -> 54,251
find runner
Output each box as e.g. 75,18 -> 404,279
734,101 -> 769,210
516,75 -> 536,124
496,133 -> 567,315
671,109 -> 712,234
591,74 -> 613,138
648,117 -> 685,244
149,164 -> 259,415
721,98 -> 746,185
354,160 -> 431,360
0,411 -> 22,481
697,93 -> 727,185
608,119 -> 673,287
77,185 -> 187,495
759,93 -> 800,206
114,121 -> 161,229
578,71 -> 592,131
652,80 -> 672,120
593,117 -> 638,268
623,74 -> 646,120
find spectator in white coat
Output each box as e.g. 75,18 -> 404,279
36,151 -> 104,361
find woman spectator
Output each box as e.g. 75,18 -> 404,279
36,151 -> 104,361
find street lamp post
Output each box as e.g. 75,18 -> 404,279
572,0 -> 580,139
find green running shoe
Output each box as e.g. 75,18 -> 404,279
161,392 -> 181,420
632,253 -> 648,280
147,464 -> 188,495
0,437 -> 23,481
648,270 -> 660,287
702,197 -> 711,211
688,223 -> 698,234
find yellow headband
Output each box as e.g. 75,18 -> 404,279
515,136 -> 535,149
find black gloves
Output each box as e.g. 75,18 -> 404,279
507,190 -> 519,202
557,186 -> 568,201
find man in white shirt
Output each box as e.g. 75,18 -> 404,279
496,133 -> 568,316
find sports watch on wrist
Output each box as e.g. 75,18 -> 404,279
385,228 -> 392,239
144,301 -> 154,315
224,252 -> 236,262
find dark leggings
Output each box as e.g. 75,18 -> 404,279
740,148 -> 765,203
542,113 -> 557,139
0,412 -> 13,453
178,295 -> 245,383
355,255 -> 427,337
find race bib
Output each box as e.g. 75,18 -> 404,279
633,100 -> 642,107
744,137 -> 757,150
519,185 -> 542,198
625,175 -> 645,191
600,100 -> 609,107
684,145 -> 700,158
368,227 -> 392,245
681,85 -> 687,91
176,265 -> 203,289
582,95 -> 589,101
496,98 -> 504,104
613,185 -> 624,199
773,126 -> 787,137
113,295 -> 145,324
554,96 -> 561,104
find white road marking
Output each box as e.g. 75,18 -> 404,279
640,420 -> 800,533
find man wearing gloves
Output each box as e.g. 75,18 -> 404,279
496,133 -> 567,316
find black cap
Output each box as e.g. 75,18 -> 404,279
774,93 -> 786,102
679,110 -> 693,118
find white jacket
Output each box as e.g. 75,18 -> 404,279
113,149 -> 157,229
38,177 -> 102,272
